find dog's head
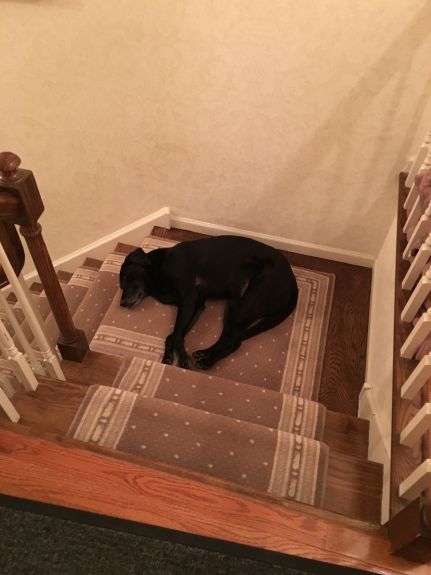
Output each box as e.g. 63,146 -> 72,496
119,248 -> 152,308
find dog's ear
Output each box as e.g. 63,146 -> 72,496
120,249 -> 151,290
125,248 -> 151,266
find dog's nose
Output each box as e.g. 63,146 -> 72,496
120,295 -> 135,308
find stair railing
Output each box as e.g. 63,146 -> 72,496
0,151 -> 89,422
389,130 -> 431,561
0,152 -> 89,362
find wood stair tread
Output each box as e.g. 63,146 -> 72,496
324,451 -> 383,523
323,410 -> 370,459
1,374 -> 382,522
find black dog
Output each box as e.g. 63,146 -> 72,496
119,235 -> 298,369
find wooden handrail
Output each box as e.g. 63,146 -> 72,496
0,152 -> 88,361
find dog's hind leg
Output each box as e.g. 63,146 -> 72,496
193,297 -> 243,369
162,294 -> 205,368
240,310 -> 291,341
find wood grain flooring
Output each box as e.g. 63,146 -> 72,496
0,430 -> 423,575
0,367 -> 382,523
152,226 -> 372,416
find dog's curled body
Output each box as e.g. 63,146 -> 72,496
120,235 -> 298,369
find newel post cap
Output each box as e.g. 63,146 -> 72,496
0,152 -> 21,181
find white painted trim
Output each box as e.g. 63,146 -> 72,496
405,145 -> 429,188
401,272 -> 431,323
171,215 -> 374,267
358,384 -> 390,459
400,403 -> 431,448
358,383 -> 391,524
402,237 -> 431,291
24,207 -> 171,281
402,353 -> 431,399
401,309 -> 431,359
399,458 -> 431,500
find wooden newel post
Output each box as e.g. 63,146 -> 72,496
0,152 -> 89,361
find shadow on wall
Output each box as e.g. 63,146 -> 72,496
242,2 -> 431,253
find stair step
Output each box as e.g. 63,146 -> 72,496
2,268 -> 92,351
323,410 -> 370,459
111,356 -> 327,439
91,235 -> 334,402
323,451 -> 383,523
72,250 -> 126,342
5,374 -> 380,523
67,384 -> 329,507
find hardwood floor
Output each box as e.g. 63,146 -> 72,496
152,226 -> 372,416
0,363 -> 382,523
0,225 -> 388,569
0,430 -> 424,575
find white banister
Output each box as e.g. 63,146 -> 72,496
0,315 -> 38,391
403,195 -> 422,235
405,145 -> 429,190
0,241 -> 65,381
400,403 -> 431,447
401,267 -> 431,323
404,132 -> 431,212
402,233 -> 431,291
399,459 -> 431,500
401,308 -> 431,359
403,207 -> 431,261
0,291 -> 45,374
0,385 -> 19,422
401,353 -> 431,399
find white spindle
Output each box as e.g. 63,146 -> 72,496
17,276 -> 65,379
402,234 -> 431,291
400,403 -> 431,448
401,267 -> 431,323
403,195 -> 422,234
0,317 -> 38,391
403,202 -> 431,260
401,353 -> 431,399
400,308 -> 431,359
0,241 -> 65,381
405,145 -> 429,189
399,459 -> 431,500
0,291 -> 45,375
0,386 -> 19,422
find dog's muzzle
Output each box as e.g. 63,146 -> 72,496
120,289 -> 147,308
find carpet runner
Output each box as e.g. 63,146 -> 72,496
90,237 -> 335,401
111,356 -> 327,438
68,384 -> 328,506
2,233 -> 335,508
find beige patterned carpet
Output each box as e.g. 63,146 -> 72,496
67,235 -> 335,507
90,237 -> 335,401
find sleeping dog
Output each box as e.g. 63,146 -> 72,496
119,235 -> 298,369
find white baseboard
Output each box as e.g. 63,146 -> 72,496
358,383 -> 391,524
23,207 -> 171,282
21,206 -> 374,286
171,215 -> 374,267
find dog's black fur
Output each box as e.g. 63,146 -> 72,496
119,235 -> 298,369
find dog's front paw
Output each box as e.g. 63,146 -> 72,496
194,356 -> 214,370
192,349 -> 211,361
162,352 -> 174,365
179,355 -> 191,369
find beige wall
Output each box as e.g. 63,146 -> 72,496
1,1 -> 431,261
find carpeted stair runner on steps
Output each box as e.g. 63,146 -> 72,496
0,262 -> 102,395
89,236 -> 335,400
111,356 -> 327,438
67,384 -> 329,506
